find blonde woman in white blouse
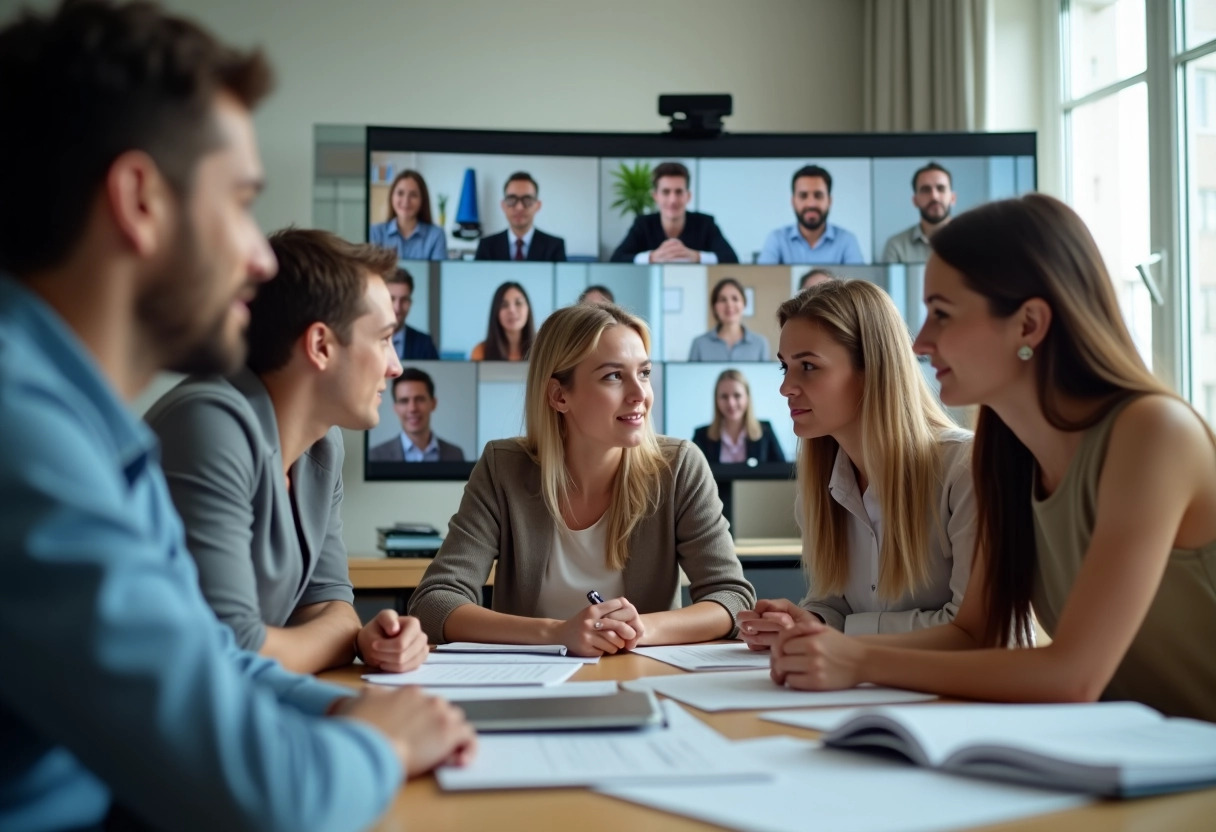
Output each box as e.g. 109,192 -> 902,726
739,279 -> 975,645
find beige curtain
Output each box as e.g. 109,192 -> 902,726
862,0 -> 993,131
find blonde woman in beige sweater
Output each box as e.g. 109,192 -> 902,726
410,303 -> 755,656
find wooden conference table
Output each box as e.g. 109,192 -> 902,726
319,654 -> 1216,832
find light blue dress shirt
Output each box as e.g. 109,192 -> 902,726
687,327 -> 771,362
758,223 -> 865,265
370,219 -> 448,260
0,278 -> 400,832
400,431 -> 441,462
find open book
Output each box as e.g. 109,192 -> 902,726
821,702 -> 1216,797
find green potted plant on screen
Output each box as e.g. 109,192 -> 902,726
610,161 -> 655,218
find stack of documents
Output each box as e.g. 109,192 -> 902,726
631,643 -> 772,671
622,670 -> 936,712
364,663 -> 581,687
436,701 -> 772,791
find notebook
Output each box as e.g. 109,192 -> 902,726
819,701 -> 1216,797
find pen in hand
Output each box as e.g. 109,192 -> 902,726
586,590 -> 605,629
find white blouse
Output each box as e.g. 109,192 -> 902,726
534,513 -> 626,621
799,429 -> 976,634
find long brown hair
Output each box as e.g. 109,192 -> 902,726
930,194 -> 1174,647
521,303 -> 667,570
778,280 -> 957,600
385,169 -> 434,226
483,281 -> 536,361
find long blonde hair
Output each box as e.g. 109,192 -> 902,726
778,280 -> 957,600
707,369 -> 762,442
520,303 -> 668,570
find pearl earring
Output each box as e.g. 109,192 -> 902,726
1017,345 -> 1034,361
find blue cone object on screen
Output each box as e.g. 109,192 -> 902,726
453,167 -> 481,239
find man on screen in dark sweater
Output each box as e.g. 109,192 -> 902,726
610,161 -> 738,264
475,171 -> 567,262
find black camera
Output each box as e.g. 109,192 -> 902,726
658,94 -> 732,137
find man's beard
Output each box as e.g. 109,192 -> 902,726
796,207 -> 828,232
919,202 -> 952,225
136,216 -> 250,377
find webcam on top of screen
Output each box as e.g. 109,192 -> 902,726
659,94 -> 732,138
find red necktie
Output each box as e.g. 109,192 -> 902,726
514,238 -> 525,261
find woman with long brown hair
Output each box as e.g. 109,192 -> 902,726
369,169 -> 447,260
770,194 -> 1216,722
470,281 -> 535,361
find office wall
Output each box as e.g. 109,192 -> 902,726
991,0 -> 1061,196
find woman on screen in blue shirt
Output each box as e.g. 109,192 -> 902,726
687,277 -> 770,362
692,369 -> 785,464
738,279 -> 976,642
369,169 -> 448,260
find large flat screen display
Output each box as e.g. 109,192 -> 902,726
363,128 -> 1035,484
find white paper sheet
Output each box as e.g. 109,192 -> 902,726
435,642 -> 569,655
420,681 -> 620,702
599,737 -> 1091,832
631,643 -> 771,671
425,651 -> 599,665
435,701 -> 773,791
621,670 -> 936,712
363,663 -> 580,687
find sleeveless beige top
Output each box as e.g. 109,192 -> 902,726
1031,397 -> 1216,722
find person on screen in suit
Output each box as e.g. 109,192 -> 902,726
387,266 -> 438,359
692,369 -> 786,464
409,303 -> 756,656
579,284 -> 615,305
0,5 -> 473,830
758,165 -> 865,265
369,169 -> 448,259
610,161 -> 738,264
369,369 -> 467,462
470,281 -> 535,360
766,196 -> 1216,723
474,172 -> 567,262
147,228 -> 432,677
799,267 -> 837,292
881,162 -> 956,263
737,279 -> 975,648
687,277 -> 771,361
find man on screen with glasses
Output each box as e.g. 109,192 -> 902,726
475,171 -> 567,262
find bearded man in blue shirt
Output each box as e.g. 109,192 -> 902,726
0,3 -> 474,831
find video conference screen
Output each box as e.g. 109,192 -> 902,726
363,128 -> 1036,482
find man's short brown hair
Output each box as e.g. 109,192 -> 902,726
246,229 -> 397,374
0,0 -> 273,276
651,161 -> 690,190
